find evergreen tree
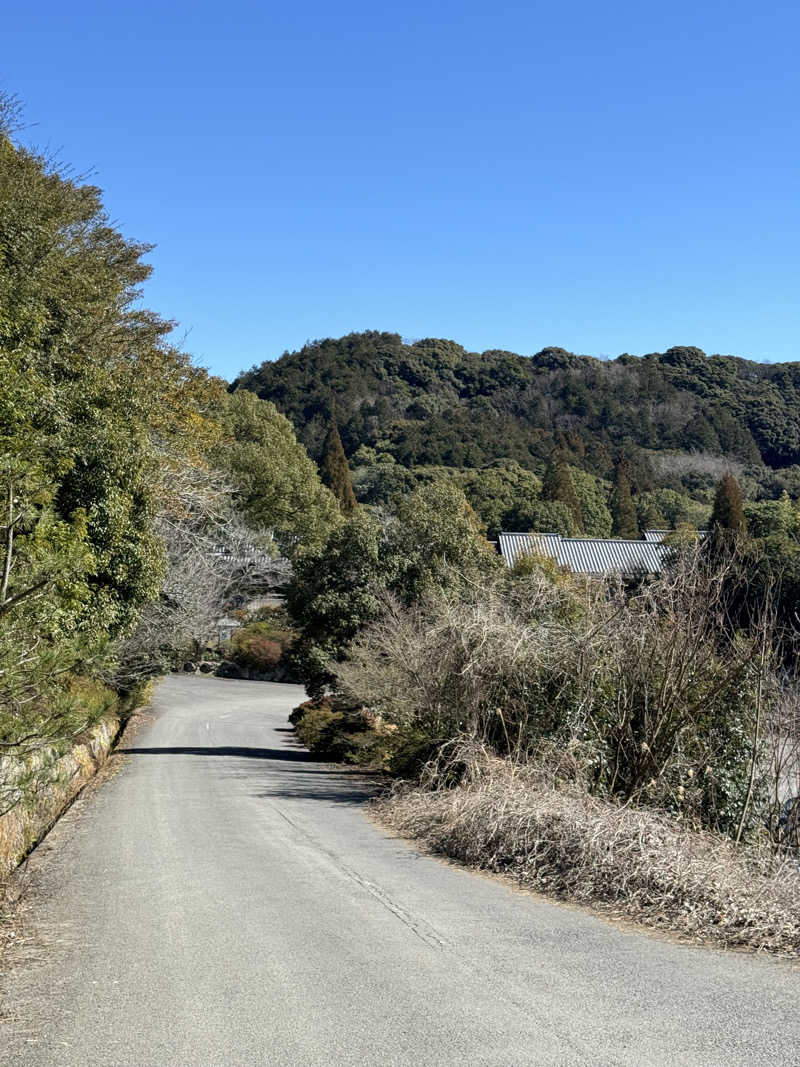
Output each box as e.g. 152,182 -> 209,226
541,450 -> 583,531
610,460 -> 640,538
217,391 -> 341,554
639,497 -> 667,533
710,473 -> 746,535
320,421 -> 357,514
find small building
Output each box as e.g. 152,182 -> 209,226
643,528 -> 671,543
215,615 -> 243,645
497,531 -> 670,576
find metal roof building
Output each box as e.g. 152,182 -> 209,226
644,527 -> 709,543
643,528 -> 671,543
497,531 -> 670,576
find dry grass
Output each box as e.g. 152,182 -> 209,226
374,742 -> 800,956
341,554 -> 782,833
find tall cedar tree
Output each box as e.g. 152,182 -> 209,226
541,450 -> 583,531
320,421 -> 357,514
640,498 -> 667,532
710,473 -> 746,534
611,460 -> 640,538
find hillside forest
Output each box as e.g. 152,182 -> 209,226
234,331 -> 800,539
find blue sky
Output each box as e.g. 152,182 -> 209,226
3,1 -> 799,379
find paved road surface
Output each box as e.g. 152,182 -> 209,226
1,675 -> 798,1066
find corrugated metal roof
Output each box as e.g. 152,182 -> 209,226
497,532 -> 562,567
498,532 -> 669,575
644,528 -> 708,543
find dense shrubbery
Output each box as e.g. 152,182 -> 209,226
289,694 -> 435,771
229,626 -> 283,671
290,696 -> 382,763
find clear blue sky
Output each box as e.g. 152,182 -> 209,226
4,1 -> 799,379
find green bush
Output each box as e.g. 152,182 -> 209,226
294,703 -> 345,753
290,695 -> 402,767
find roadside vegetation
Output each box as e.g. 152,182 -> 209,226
288,493 -> 800,953
374,743 -> 800,954
0,94 -> 339,885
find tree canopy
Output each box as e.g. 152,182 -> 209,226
216,390 -> 341,554
0,96 -> 335,752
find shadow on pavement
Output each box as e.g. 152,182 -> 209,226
116,745 -> 314,762
116,745 -> 386,805
252,763 -> 383,805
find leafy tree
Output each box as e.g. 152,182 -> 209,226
637,487 -> 703,529
320,420 -> 357,514
610,460 -> 640,538
0,126 -> 173,645
743,491 -> 798,540
287,482 -> 497,694
286,513 -> 387,696
387,481 -> 497,603
0,97 -> 229,756
452,463 -> 541,539
507,498 -> 579,537
570,468 -> 612,537
0,105 -> 196,679
350,454 -> 418,507
710,473 -> 746,535
638,496 -> 667,532
218,390 -> 340,554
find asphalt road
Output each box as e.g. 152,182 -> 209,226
1,675 -> 798,1066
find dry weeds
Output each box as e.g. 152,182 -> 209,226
374,743 -> 800,956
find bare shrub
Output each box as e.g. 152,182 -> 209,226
763,681 -> 800,847
112,450 -> 289,684
342,550 -> 777,835
375,742 -> 800,955
650,451 -> 744,484
338,567 -> 584,748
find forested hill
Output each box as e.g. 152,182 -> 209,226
233,331 -> 800,476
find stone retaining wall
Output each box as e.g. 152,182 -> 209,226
0,715 -> 120,877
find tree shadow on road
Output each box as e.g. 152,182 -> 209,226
116,745 -> 314,762
252,766 -> 382,806
116,745 -> 385,805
